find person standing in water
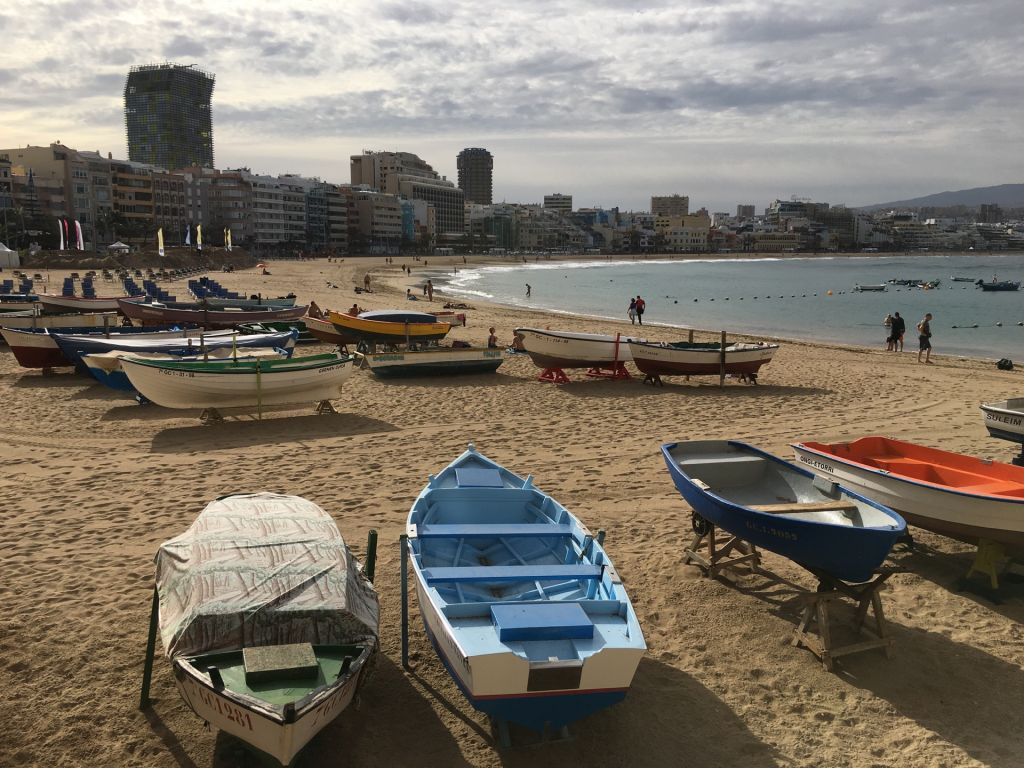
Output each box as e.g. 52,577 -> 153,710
525,283 -> 532,298
635,295 -> 646,325
628,297 -> 637,324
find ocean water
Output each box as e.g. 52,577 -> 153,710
439,253 -> 1024,360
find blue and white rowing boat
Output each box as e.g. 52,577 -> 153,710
662,440 -> 906,583
406,445 -> 646,733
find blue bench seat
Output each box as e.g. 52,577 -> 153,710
417,523 -> 572,539
491,602 -> 594,641
422,564 -> 603,584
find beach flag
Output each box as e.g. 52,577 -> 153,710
184,224 -> 191,247
225,227 -> 232,252
157,227 -> 165,258
196,224 -> 203,251
57,217 -> 65,250
74,220 -> 84,250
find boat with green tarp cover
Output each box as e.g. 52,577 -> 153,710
146,493 -> 379,765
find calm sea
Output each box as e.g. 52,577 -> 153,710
438,253 -> 1024,360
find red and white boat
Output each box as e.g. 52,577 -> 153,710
792,436 -> 1024,553
628,339 -> 778,378
1,326 -> 228,368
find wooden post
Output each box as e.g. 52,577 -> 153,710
719,330 -> 727,387
139,585 -> 160,709
255,359 -> 262,420
365,529 -> 378,583
400,534 -> 410,669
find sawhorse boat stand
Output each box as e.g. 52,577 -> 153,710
682,512 -> 761,578
198,400 -> 339,424
792,569 -> 897,671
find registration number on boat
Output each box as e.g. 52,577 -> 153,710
798,455 -> 834,474
191,682 -> 254,730
159,369 -> 196,378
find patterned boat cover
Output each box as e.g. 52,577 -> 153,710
155,493 -> 379,660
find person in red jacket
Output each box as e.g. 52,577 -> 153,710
635,295 -> 646,325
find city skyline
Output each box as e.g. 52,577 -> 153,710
3,0 -> 1023,212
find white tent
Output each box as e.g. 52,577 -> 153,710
0,242 -> 20,268
107,241 -> 131,252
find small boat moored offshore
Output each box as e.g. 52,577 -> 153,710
854,284 -> 887,292
405,445 -> 646,734
977,277 -> 1021,292
361,345 -> 504,378
662,440 -> 906,583
792,436 -> 1024,557
144,493 -> 379,766
628,339 -> 778,380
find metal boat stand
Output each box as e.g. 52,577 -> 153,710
585,362 -> 631,380
682,513 -> 760,578
537,367 -> 571,384
642,373 -> 664,387
314,399 -> 337,415
199,408 -> 224,425
792,569 -> 898,671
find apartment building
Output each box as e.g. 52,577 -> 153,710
651,194 -> 689,217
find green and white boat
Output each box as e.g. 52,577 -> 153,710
146,493 -> 379,765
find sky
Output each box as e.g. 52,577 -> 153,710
3,0 -> 1024,212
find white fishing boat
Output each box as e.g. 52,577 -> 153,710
120,351 -> 355,410
83,347 -> 288,392
513,327 -> 638,369
38,294 -> 139,313
981,399 -> 1024,444
147,493 -> 379,765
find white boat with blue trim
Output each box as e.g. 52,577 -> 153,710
405,445 -> 646,733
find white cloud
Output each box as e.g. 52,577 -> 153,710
2,0 -> 1023,210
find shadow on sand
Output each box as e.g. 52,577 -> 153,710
553,379 -> 831,400
212,655 -> 473,768
148,413 -> 399,454
141,705 -> 200,768
11,369 -> 87,388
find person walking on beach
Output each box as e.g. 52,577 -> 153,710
363,273 -> 371,291
427,279 -> 434,302
891,312 -> 906,352
628,297 -> 637,325
917,312 -> 933,363
525,283 -> 532,298
635,295 -> 646,325
883,313 -> 893,351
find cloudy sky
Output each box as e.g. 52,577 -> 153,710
3,0 -> 1023,211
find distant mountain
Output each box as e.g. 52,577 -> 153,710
861,183 -> 1024,211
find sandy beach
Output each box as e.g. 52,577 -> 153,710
1,254 -> 1022,768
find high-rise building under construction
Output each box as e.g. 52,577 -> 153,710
124,63 -> 215,170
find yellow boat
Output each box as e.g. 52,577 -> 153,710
328,310 -> 452,343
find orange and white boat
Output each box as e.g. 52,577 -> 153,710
792,436 -> 1024,553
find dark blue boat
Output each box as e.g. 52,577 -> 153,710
661,440 -> 906,583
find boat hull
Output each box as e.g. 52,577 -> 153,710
201,296 -> 297,309
122,353 -> 354,409
407,446 -> 646,732
514,328 -> 636,369
328,311 -> 451,343
83,348 -> 288,392
792,437 -> 1024,552
38,294 -> 134,312
172,648 -> 369,766
0,312 -> 120,332
981,400 -> 1024,443
117,298 -> 308,328
629,341 -> 778,377
303,314 -> 352,345
362,347 -> 503,378
53,330 -> 295,369
979,283 -> 1020,292
663,441 -> 905,583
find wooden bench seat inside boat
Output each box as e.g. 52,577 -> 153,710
422,564 -> 604,584
676,453 -> 765,468
417,523 -> 573,538
750,500 -> 859,514
677,452 -> 767,487
861,456 -> 1021,490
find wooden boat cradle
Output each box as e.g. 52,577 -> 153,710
792,569 -> 897,672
